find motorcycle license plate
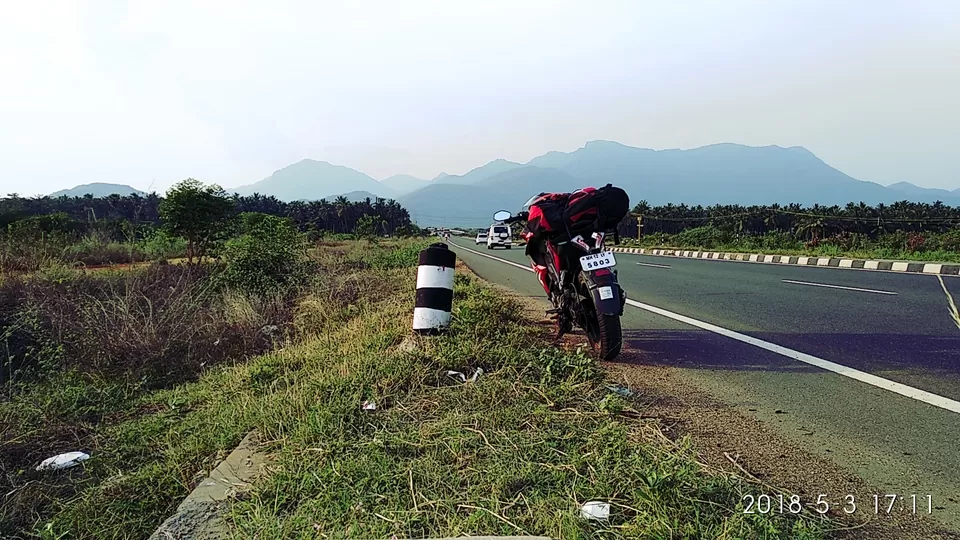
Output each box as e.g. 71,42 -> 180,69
580,251 -> 616,271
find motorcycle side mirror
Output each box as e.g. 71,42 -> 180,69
492,210 -> 512,222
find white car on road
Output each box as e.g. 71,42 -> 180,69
475,231 -> 488,244
487,224 -> 512,249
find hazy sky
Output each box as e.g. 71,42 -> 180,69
2,1 -> 958,195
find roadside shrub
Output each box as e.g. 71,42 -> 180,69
636,232 -> 672,247
673,226 -> 732,249
6,213 -> 83,237
221,215 -> 310,294
237,211 -> 272,233
139,229 -> 188,260
393,224 -> 414,238
354,214 -> 385,240
60,237 -> 147,266
25,264 -> 275,386
32,261 -> 76,284
0,236 -> 65,273
819,231 -> 869,251
293,271 -> 392,337
0,280 -> 61,389
305,228 -> 323,244
875,230 -> 909,251
925,229 -> 960,252
736,234 -> 763,251
356,240 -> 428,270
906,232 -> 926,253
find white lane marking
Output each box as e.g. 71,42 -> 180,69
451,241 -> 533,271
636,262 -> 672,269
936,275 -> 960,330
622,297 -> 960,414
451,240 -> 960,415
781,279 -> 898,296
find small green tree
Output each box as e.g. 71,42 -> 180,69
238,211 -> 271,233
355,214 -> 384,241
221,215 -> 309,294
159,179 -> 234,264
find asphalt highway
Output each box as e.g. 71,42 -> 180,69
447,236 -> 960,532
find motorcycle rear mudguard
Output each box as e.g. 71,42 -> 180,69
581,269 -> 626,316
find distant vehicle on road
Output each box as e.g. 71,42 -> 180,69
475,231 -> 488,244
487,224 -> 512,249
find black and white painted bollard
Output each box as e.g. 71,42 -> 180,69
413,243 -> 456,334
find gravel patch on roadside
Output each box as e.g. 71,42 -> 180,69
606,360 -> 958,540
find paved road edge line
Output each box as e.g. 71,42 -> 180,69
449,240 -> 960,415
609,247 -> 960,276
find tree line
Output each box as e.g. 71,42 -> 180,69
619,200 -> 960,240
0,182 -> 414,238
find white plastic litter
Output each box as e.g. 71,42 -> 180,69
605,384 -> 635,398
446,368 -> 483,384
361,400 -> 377,411
446,370 -> 467,383
260,324 -> 279,336
580,500 -> 611,521
36,451 -> 90,472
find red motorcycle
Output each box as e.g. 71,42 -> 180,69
495,185 -> 629,360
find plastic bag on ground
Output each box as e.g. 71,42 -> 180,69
580,500 -> 610,521
446,368 -> 483,384
36,451 -> 90,472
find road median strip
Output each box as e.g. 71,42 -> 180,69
609,246 -> 960,275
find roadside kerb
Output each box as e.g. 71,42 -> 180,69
610,247 -> 960,276
150,431 -> 267,540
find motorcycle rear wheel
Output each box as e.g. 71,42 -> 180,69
577,275 -> 623,361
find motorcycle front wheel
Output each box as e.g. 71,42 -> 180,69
577,274 -> 623,361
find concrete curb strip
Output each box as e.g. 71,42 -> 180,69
148,430 -> 547,539
150,431 -> 267,540
610,247 -> 960,275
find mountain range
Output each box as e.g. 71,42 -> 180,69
45,142 -> 960,227
398,141 -> 960,226
228,159 -> 401,201
49,182 -> 146,198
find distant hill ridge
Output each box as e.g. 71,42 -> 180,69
397,141 -> 960,226
228,159 -> 399,202
45,142 -> 959,228
49,183 -> 146,198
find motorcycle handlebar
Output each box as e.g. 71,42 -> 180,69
504,211 -> 529,224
